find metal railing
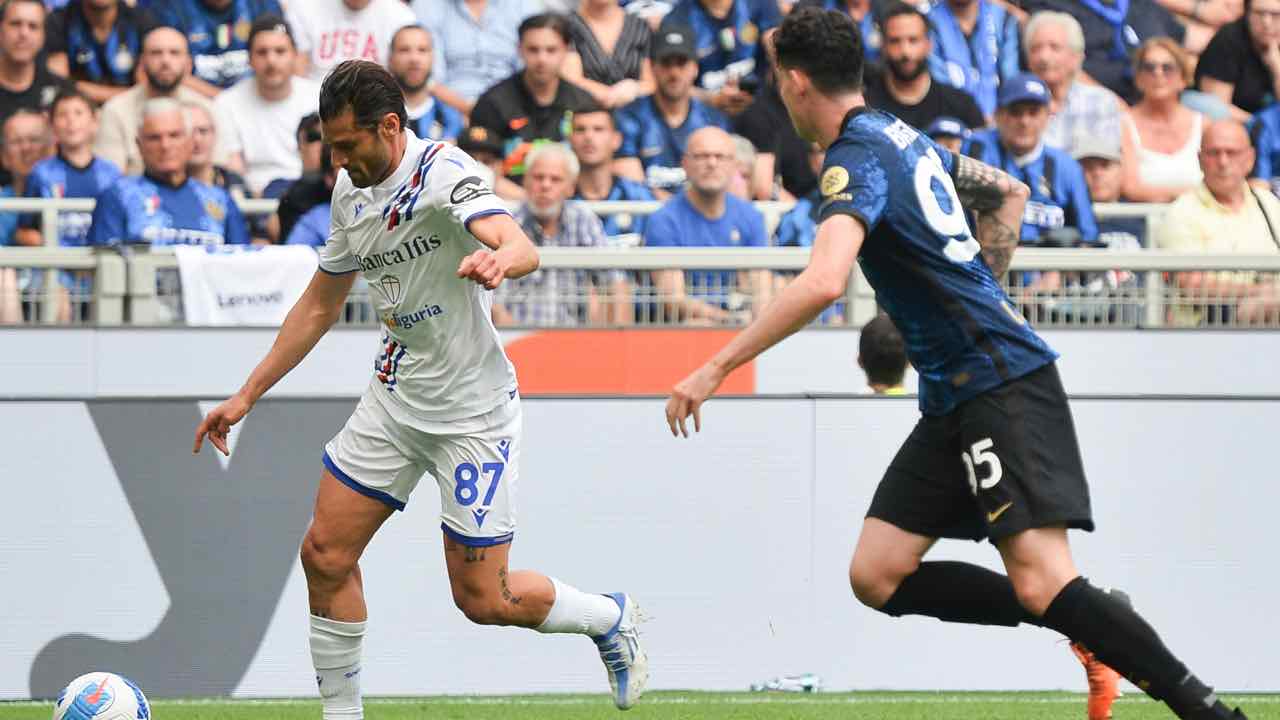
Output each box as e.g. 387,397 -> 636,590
3,245 -> 1280,328
5,197 -> 1278,329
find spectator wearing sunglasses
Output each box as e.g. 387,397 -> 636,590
1119,38 -> 1205,202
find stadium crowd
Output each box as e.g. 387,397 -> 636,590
1,0 -> 1279,326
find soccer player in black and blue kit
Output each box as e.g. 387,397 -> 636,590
665,8 -> 1248,719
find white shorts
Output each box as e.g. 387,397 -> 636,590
323,386 -> 521,547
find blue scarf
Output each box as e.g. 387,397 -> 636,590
1077,0 -> 1132,61
929,1 -> 1002,115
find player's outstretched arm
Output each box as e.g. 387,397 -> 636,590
951,153 -> 1030,278
193,269 -> 357,456
459,213 -> 540,289
664,214 -> 864,437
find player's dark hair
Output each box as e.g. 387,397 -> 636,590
319,60 -> 408,133
881,1 -> 931,33
772,6 -> 864,95
859,314 -> 908,387
50,89 -> 94,116
0,0 -> 44,23
518,12 -> 571,44
247,14 -> 295,52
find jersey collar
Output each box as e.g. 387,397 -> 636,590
838,104 -> 871,136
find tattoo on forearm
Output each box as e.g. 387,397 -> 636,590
464,546 -> 486,563
498,568 -> 522,605
975,213 -> 1019,278
952,153 -> 1027,278
952,153 -> 1014,212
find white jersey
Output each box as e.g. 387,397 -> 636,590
321,131 -> 517,422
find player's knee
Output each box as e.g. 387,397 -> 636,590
300,530 -> 358,585
1008,572 -> 1059,617
849,549 -> 918,610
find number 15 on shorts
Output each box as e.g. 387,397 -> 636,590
961,438 -> 1003,496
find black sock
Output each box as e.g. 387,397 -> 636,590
879,561 -> 1042,627
1041,577 -> 1239,719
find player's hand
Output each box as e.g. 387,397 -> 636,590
665,362 -> 727,438
193,393 -> 253,456
458,250 -> 506,290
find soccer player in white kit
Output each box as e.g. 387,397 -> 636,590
194,60 -> 647,717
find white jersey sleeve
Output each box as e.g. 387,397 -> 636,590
318,171 -> 361,274
431,146 -> 511,231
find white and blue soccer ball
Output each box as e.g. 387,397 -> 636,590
52,672 -> 150,720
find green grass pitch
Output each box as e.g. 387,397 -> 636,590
4,692 -> 1279,719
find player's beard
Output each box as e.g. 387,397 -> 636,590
886,57 -> 927,83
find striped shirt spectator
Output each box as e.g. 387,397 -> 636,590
564,1 -> 654,109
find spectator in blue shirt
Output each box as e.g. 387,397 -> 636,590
45,0 -> 156,106
16,91 -> 120,247
643,126 -> 770,323
616,25 -> 730,197
414,0 -> 542,115
388,25 -> 462,144
89,97 -> 248,247
1250,102 -> 1280,196
660,0 -> 780,115
962,73 -> 1099,247
927,0 -> 1020,119
149,0 -> 282,95
14,92 -> 119,319
569,106 -> 656,237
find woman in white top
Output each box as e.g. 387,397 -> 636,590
1120,38 -> 1205,202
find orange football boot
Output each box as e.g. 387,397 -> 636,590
1072,642 -> 1122,720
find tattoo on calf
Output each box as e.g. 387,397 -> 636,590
312,608 -> 331,619
464,546 -> 486,563
498,567 -> 522,605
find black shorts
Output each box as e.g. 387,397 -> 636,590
866,362 -> 1095,543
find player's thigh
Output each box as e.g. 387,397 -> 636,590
424,398 -> 521,548
322,391 -> 430,513
995,524 -> 1079,615
958,363 -> 1094,544
441,529 -> 513,602
308,393 -> 429,565
306,470 -> 396,566
865,414 -> 986,542
850,517 -> 937,585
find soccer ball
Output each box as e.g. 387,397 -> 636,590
52,672 -> 150,720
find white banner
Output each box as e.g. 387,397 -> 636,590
175,245 -> 318,326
